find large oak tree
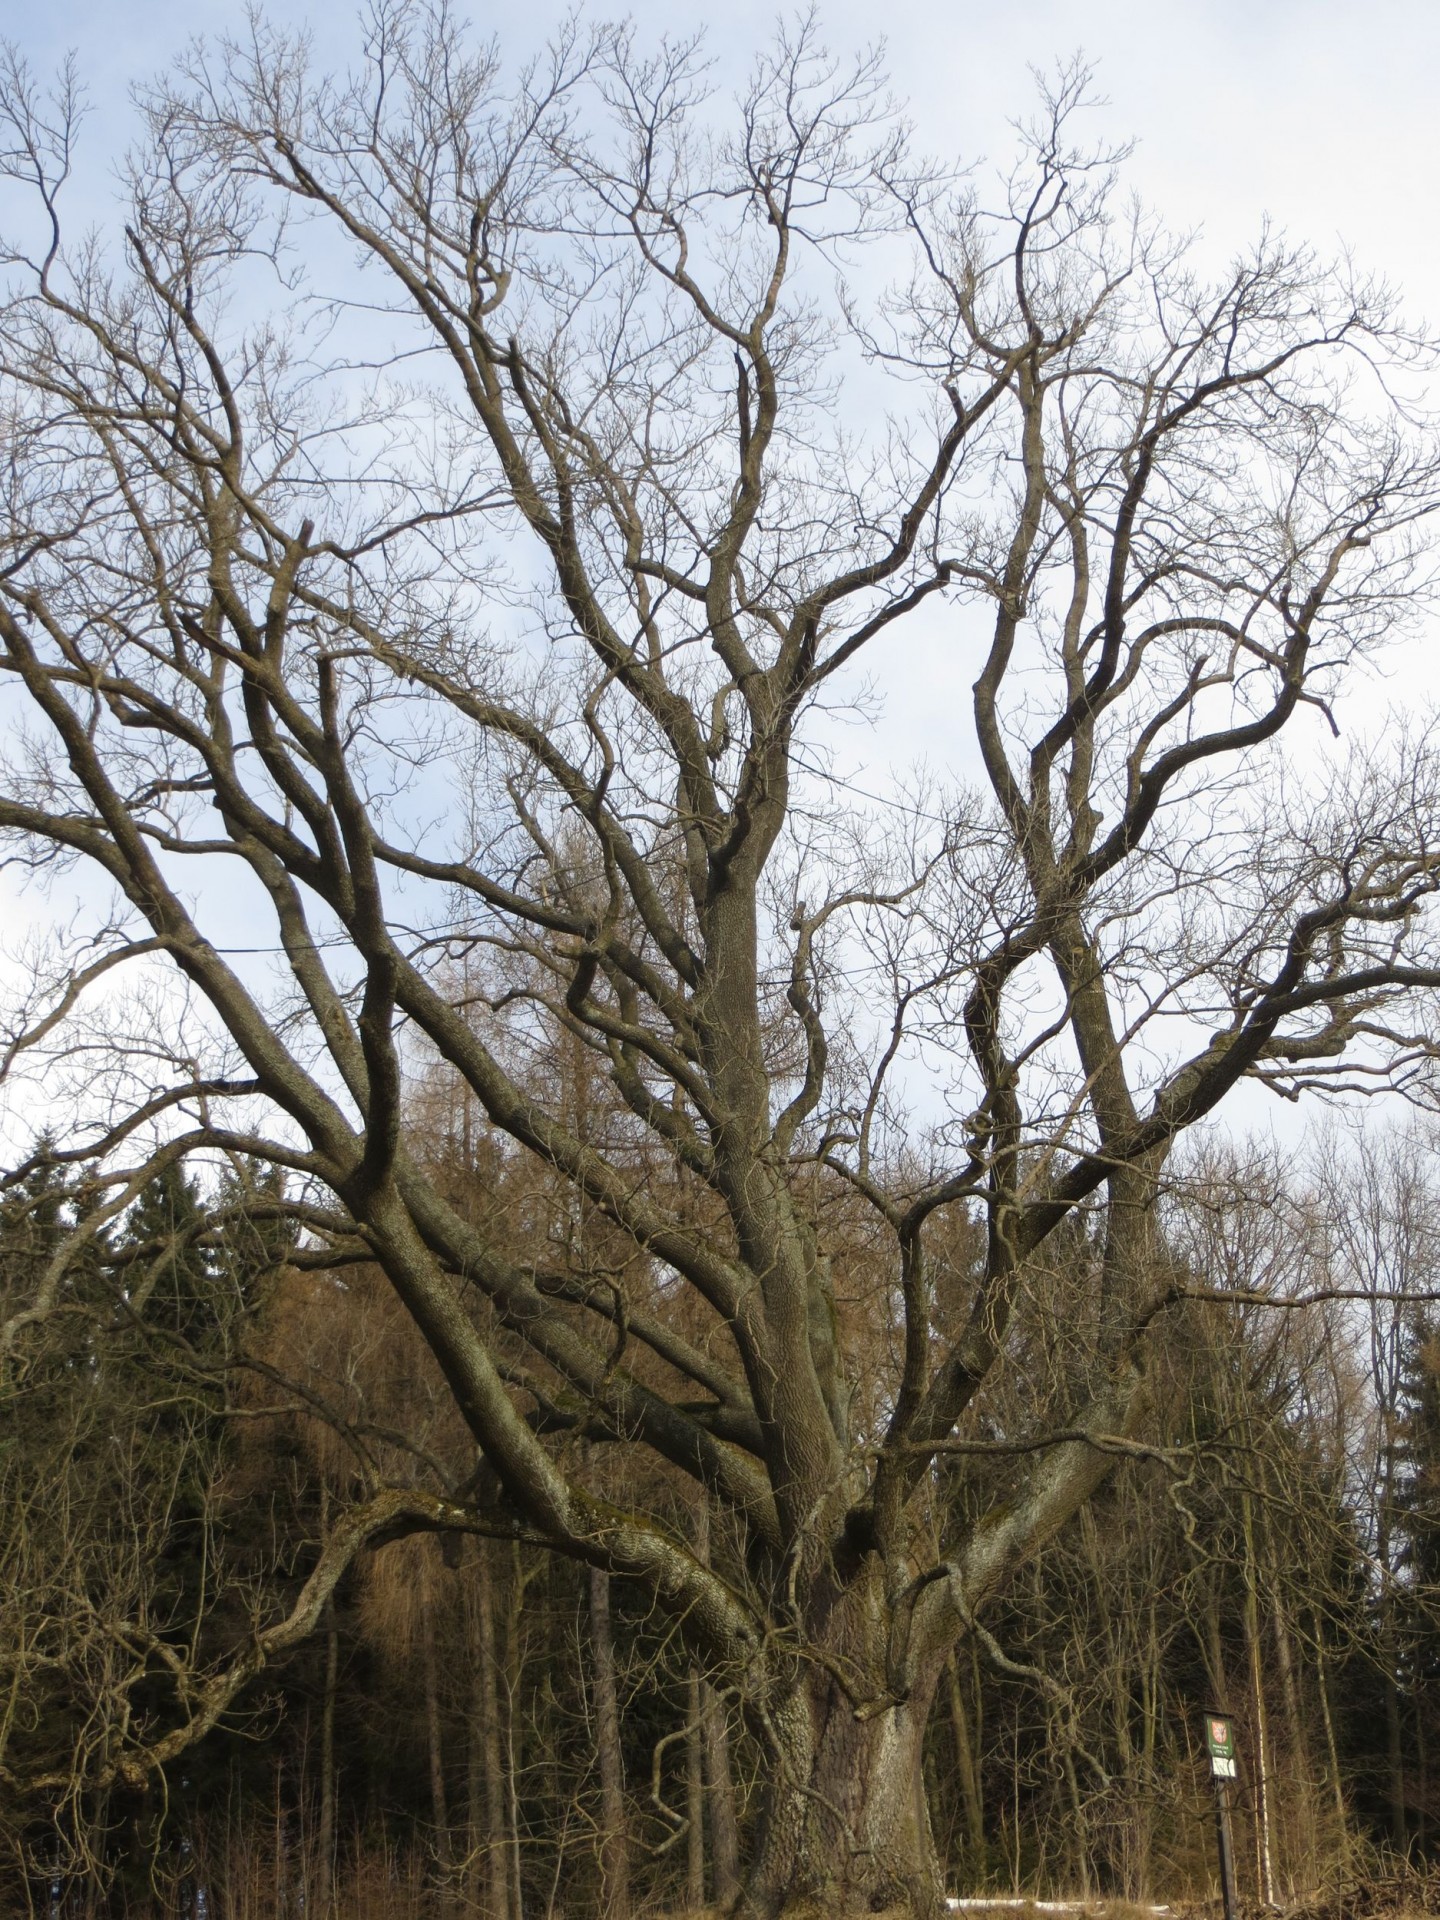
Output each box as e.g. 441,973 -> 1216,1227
4,11 -> 1440,1913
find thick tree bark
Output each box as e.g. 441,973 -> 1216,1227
735,1577 -> 947,1920
704,1677 -> 742,1911
740,1681 -> 944,1920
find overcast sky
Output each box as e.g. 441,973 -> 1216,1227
12,0 -> 1436,757
14,0 -> 1437,306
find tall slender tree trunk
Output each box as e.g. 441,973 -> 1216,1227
1312,1613 -> 1349,1850
421,1601 -> 452,1903
1080,1503 -> 1138,1893
1132,1593 -> 1162,1898
1252,1452 -> 1310,1895
1269,1579 -> 1309,1892
1061,1737 -> 1090,1900
694,1503 -> 741,1910
1384,1650 -> 1408,1849
1377,1425 -> 1410,1851
1241,1492 -> 1276,1907
589,1566 -> 630,1920
467,1659 -> 486,1915
1377,1541 -> 1408,1850
505,1544 -> 526,1920
317,1595 -> 339,1916
703,1677 -> 741,1911
275,1754 -> 287,1919
945,1651 -> 985,1868
1418,1691 -> 1430,1855
467,1542 -> 509,1920
687,1668 -> 706,1911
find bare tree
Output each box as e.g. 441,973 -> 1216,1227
3,11 -> 1440,1915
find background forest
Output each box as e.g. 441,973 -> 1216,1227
8,1093 -> 1440,1918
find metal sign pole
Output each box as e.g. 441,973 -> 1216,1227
1213,1775 -> 1238,1920
1204,1710 -> 1239,1920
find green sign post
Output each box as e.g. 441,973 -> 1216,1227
1204,1711 -> 1239,1920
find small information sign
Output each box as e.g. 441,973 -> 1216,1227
1203,1709 -> 1240,1920
1206,1714 -> 1237,1780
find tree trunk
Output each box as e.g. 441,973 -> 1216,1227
944,1651 -> 985,1868
274,1753 -> 287,1919
589,1565 -> 630,1920
704,1676 -> 742,1912
468,1541 -> 509,1920
1377,1428 -> 1409,1850
421,1601 -> 452,1903
736,1586 -> 946,1920
1385,1664 -> 1408,1848
691,1499 -> 742,1912
1312,1612 -> 1349,1848
1418,1688 -> 1430,1856
505,1543 -> 526,1920
739,1698 -> 943,1920
1269,1575 -> 1309,1893
317,1595 -> 338,1917
687,1667 -> 706,1911
1131,1592 -> 1161,1899
1241,1492 -> 1276,1906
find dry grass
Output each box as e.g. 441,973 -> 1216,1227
649,1906 -> 1165,1920
1170,1870 -> 1440,1920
